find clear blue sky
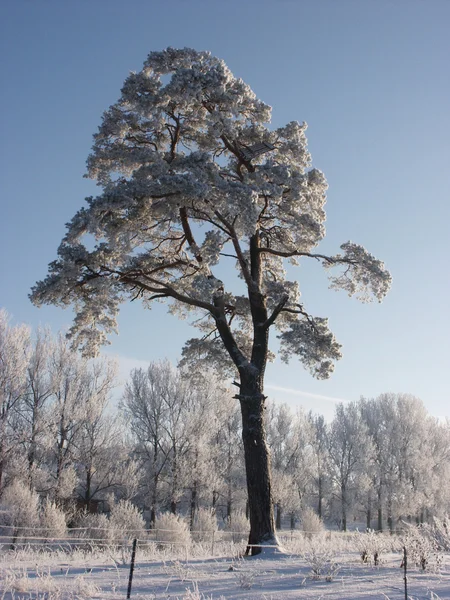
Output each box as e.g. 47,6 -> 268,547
1,0 -> 449,419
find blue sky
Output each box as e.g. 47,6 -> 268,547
1,0 -> 449,419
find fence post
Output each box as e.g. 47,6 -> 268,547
127,538 -> 138,600
211,529 -> 215,557
403,545 -> 408,600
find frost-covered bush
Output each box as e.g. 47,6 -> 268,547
354,530 -> 387,565
432,516 -> 450,551
192,508 -> 218,542
300,507 -> 325,539
303,538 -> 341,581
402,524 -> 443,572
108,499 -> 146,544
224,510 -> 249,543
73,511 -> 110,544
155,512 -> 191,548
39,498 -> 67,539
0,480 -> 39,540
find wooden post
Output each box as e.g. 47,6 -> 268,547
127,538 -> 137,599
403,546 -> 408,600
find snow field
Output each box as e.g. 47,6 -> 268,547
1,532 -> 450,600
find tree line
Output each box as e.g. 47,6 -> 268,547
1,310 -> 448,533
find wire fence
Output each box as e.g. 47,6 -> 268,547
0,523 -> 335,556
1,527 -> 445,600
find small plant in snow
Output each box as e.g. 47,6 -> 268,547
224,510 -> 249,544
233,564 -> 257,590
303,539 -> 341,581
402,524 -> 443,572
73,511 -> 110,544
192,508 -> 218,543
108,498 -> 146,544
165,559 -> 197,583
39,499 -> 67,540
73,574 -> 101,596
432,515 -> 450,551
0,480 -> 39,542
155,512 -> 192,550
300,507 -> 325,539
355,529 -> 387,565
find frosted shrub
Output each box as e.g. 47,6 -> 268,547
300,507 -> 325,539
303,540 -> 341,581
0,480 -> 39,541
402,524 -> 442,572
192,508 -> 218,542
432,516 -> 450,551
155,512 -> 191,549
108,499 -> 146,544
74,511 -> 110,544
354,530 -> 389,565
224,511 -> 249,543
39,498 -> 67,539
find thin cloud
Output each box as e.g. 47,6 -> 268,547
266,384 -> 349,405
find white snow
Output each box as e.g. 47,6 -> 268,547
1,538 -> 449,599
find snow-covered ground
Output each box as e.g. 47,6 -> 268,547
1,538 -> 449,600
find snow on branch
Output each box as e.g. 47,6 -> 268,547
278,314 -> 342,380
325,242 -> 392,303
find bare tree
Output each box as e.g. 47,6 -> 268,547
0,310 -> 31,491
328,402 -> 373,531
16,328 -> 55,490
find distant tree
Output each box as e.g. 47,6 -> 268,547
307,412 -> 330,520
208,388 -> 246,520
123,360 -> 202,518
74,360 -> 136,509
18,327 -> 54,490
361,393 -> 438,531
328,402 -> 373,531
44,338 -> 118,503
123,363 -> 168,525
359,394 -> 397,531
31,48 -> 391,552
0,310 -> 31,491
266,403 -> 312,529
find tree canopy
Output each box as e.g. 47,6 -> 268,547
31,47 -> 391,379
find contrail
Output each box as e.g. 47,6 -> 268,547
266,384 -> 349,404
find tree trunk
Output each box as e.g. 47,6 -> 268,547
150,473 -> 158,528
85,468 -> 92,512
238,373 -> 277,555
341,483 -> 347,532
387,497 -> 394,534
150,506 -> 156,528
377,487 -> 383,532
366,489 -> 372,530
290,512 -> 295,531
190,481 -> 197,530
214,232 -> 278,555
276,503 -> 282,530
318,476 -> 323,519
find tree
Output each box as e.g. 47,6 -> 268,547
18,327 -> 54,490
30,48 -> 391,552
73,361 -> 136,510
0,310 -> 31,491
307,412 -> 330,520
328,402 -> 373,531
123,364 -> 168,525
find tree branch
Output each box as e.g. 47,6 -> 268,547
262,294 -> 289,330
